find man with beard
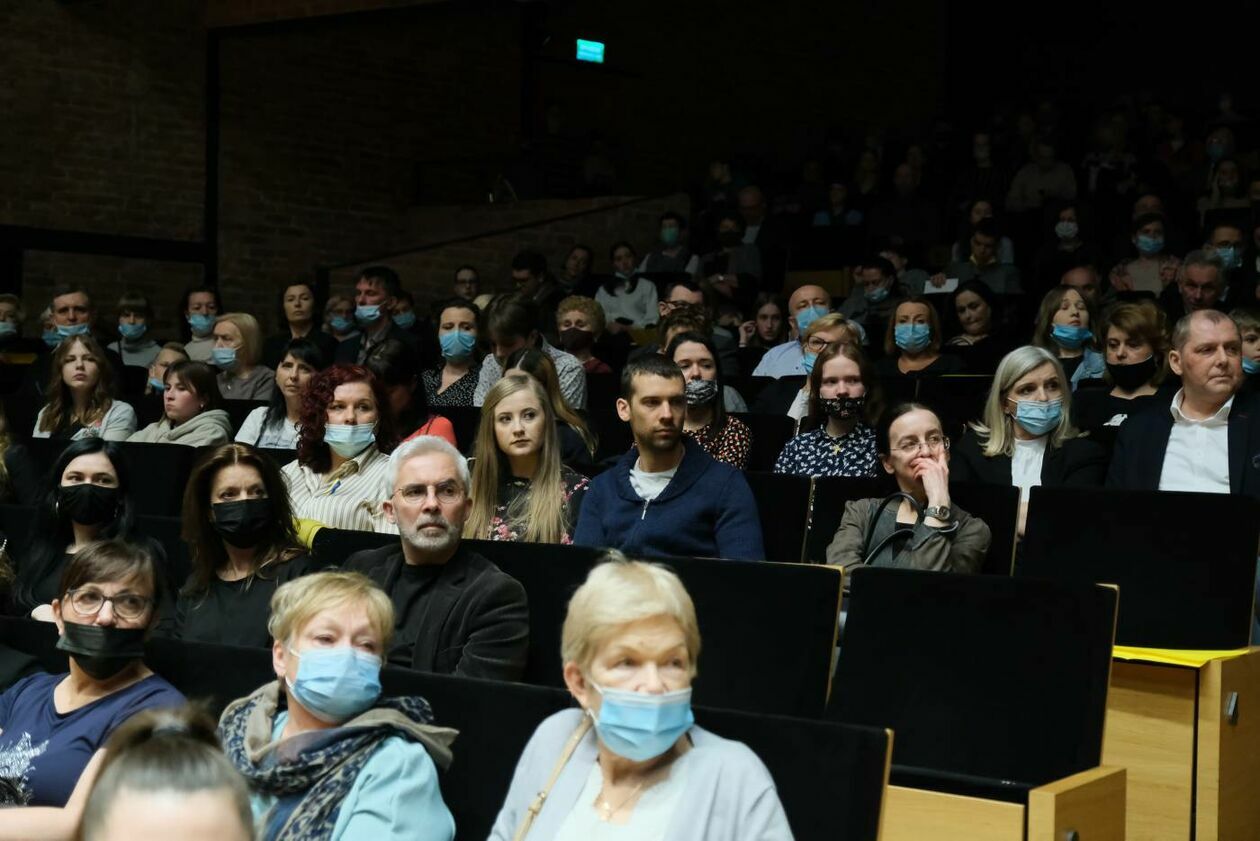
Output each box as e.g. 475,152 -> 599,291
345,435 -> 529,680
574,354 -> 764,560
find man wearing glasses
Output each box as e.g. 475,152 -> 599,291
345,435 -> 528,680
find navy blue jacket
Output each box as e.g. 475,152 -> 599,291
573,439 -> 765,560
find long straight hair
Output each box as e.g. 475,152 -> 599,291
503,348 -> 596,456
464,374 -> 568,544
263,338 -> 326,433
970,345 -> 1078,457
39,335 -> 117,435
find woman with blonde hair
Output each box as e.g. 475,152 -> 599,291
951,346 -> 1107,534
212,313 -> 275,400
504,347 -> 597,466
33,334 -> 137,441
466,373 -> 589,544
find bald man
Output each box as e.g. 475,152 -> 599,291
751,284 -> 833,377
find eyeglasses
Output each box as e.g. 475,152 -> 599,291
394,482 -> 465,505
893,435 -> 950,457
804,336 -> 839,353
65,588 -> 152,621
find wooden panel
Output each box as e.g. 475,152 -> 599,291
1196,649 -> 1260,841
1027,766 -> 1127,841
882,785 -> 1024,841
1103,660 -> 1198,840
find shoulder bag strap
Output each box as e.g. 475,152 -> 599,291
512,715 -> 593,841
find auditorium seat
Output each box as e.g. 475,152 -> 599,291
222,399 -> 268,434
803,476 -> 896,563
440,405 -> 481,454
745,471 -> 810,561
731,412 -> 795,472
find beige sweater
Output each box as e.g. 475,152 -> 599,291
126,409 -> 233,447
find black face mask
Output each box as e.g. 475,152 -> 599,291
558,327 -> 595,353
1106,356 -> 1158,391
56,621 -> 146,680
211,498 -> 274,548
820,395 -> 866,420
58,484 -> 120,526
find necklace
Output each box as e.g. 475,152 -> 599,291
597,781 -> 645,822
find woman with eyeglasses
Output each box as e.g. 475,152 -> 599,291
775,343 -> 881,478
0,539 -> 184,837
951,346 -> 1108,536
825,403 -> 990,574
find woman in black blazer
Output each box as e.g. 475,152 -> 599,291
951,345 -> 1108,535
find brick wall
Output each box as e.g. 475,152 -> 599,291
205,0 -> 442,29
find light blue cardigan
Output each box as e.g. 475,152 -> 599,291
487,709 -> 793,841
1070,348 -> 1106,391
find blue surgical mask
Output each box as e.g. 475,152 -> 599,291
324,423 -> 376,458
0,322 -> 16,339
187,313 -> 216,336
1136,234 -> 1164,256
864,284 -> 890,303
148,376 -> 166,392
42,330 -> 62,348
56,323 -> 90,338
211,346 -> 238,370
118,322 -> 147,341
1011,398 -> 1063,437
440,330 -> 477,360
802,352 -> 818,375
1244,357 -> 1260,375
660,227 -> 680,247
355,304 -> 383,325
1050,324 -> 1093,350
286,646 -> 382,724
588,682 -> 694,762
894,323 -> 932,352
794,304 -> 829,334
392,311 -> 417,330
1216,245 -> 1241,270
330,315 -> 355,333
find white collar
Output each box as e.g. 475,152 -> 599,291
1169,388 -> 1233,425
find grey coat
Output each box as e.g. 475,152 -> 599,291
825,498 -> 990,575
126,409 -> 233,447
487,709 -> 793,841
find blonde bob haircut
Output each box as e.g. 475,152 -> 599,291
803,312 -> 859,345
267,571 -> 395,651
561,555 -> 702,677
970,345 -> 1078,458
214,313 -> 263,367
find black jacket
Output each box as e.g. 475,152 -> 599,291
1106,390 -> 1260,500
334,323 -> 419,365
950,428 -> 1109,488
344,543 -> 529,681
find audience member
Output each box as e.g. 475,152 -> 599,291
560,244 -> 598,297
0,293 -> 43,356
1110,213 -> 1181,294
639,211 -> 700,276
423,297 -> 482,408
574,355 -> 764,560
322,294 -> 359,345
949,131 -> 1011,216
106,293 -> 160,369
174,443 -> 320,647
127,361 -> 231,446
667,331 -> 752,469
867,163 -> 940,256
840,257 -> 907,344
1159,250 -> 1227,323
1059,263 -> 1109,308
42,286 -> 126,383
335,266 -> 417,365
702,211 -> 762,307
759,313 -> 860,420
218,571 -> 455,840
0,403 -> 38,504
179,285 -> 222,363
212,313 -> 276,401
1232,307 -> 1260,383
504,348 -> 597,469
943,279 -> 1009,373
737,292 -> 787,372
878,241 -> 931,296
143,343 -> 188,397
877,296 -> 965,377
261,281 -> 337,369
452,265 -> 480,300
33,335 -> 137,441
236,338 -> 323,449
826,403 -> 990,574
282,364 -> 399,533
1074,302 -> 1171,431
555,295 -> 613,374
473,294 -> 586,409
942,219 -> 1023,295
346,437 -> 529,678
367,338 -> 456,447
595,241 -> 658,329
489,557 -> 791,840
948,199 -> 1015,265
1031,201 -> 1098,294
1006,138 -> 1078,211
1032,286 -> 1105,387
774,343 -> 881,478
511,250 -> 566,335
752,284 -> 832,377
738,184 -> 790,290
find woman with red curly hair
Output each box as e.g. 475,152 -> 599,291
280,364 -> 400,533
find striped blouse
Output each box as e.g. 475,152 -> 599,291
281,446 -> 399,534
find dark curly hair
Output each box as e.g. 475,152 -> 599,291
296,364 -> 398,474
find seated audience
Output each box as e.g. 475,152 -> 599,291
943,279 -> 1009,373
952,346 -> 1108,534
752,284 -> 832,377
346,437 -> 527,678
322,294 -> 360,345
218,571 -> 455,840
595,241 -> 658,329
876,296 -> 965,377
144,343 -> 187,397
702,211 -> 762,311
33,335 -> 137,441
335,265 -> 419,365
826,403 -> 990,574
261,280 -> 337,369
948,198 -> 1016,264
423,297 -> 482,408
179,285 -> 222,363
667,331 -> 753,469
1073,301 -> 1171,431
0,540 -> 184,836
1060,263 -> 1110,309
839,258 -> 906,347
236,338 -> 323,449
758,313 -> 860,419
942,219 -> 1023,295
1109,213 -> 1181,294
0,293 -> 45,355
1031,285 -> 1104,387
452,265 -> 480,300
465,374 -> 589,543
775,343 -> 881,478
737,292 -> 787,373
175,443 -> 321,647
40,287 -> 126,384
1233,307 -> 1260,383
1159,250 -> 1227,323
511,250 -> 567,336
474,294 -> 586,409
556,295 -> 613,374
505,348 -> 598,469
212,313 -> 276,401
1108,310 -> 1260,499
637,211 -> 701,276
127,361 -> 232,446
281,364 -> 399,533
1031,201 -> 1098,294
366,338 -> 455,446
106,293 -> 160,369
75,706 -> 253,841
488,557 -> 790,840
1006,138 -> 1077,212
648,278 -> 739,374
574,356 -> 764,560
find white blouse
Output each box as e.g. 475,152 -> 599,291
595,279 -> 660,329
281,445 -> 398,534
1011,436 -> 1047,503
32,401 -> 137,441
235,406 -> 300,449
553,752 -> 691,841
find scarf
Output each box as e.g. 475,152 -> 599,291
219,681 -> 458,841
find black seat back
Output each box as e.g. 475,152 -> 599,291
732,412 -> 796,472
803,476 -> 897,563
943,482 -> 1018,576
222,400 -> 269,435
440,406 -> 481,454
745,471 -> 810,562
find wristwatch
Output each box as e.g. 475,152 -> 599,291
922,505 -> 953,522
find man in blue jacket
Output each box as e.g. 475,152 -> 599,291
574,354 -> 765,560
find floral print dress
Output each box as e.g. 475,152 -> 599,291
487,465 -> 590,544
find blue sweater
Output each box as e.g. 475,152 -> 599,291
574,439 -> 765,560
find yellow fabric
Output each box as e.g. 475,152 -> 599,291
1112,645 -> 1253,668
294,518 -> 325,549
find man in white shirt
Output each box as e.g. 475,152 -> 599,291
473,294 -> 586,409
751,284 -> 833,378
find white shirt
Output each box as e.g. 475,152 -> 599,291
629,460 -> 679,502
473,340 -> 587,409
751,342 -> 805,378
32,401 -> 137,441
235,406 -> 300,449
595,278 -> 660,329
787,389 -> 809,423
281,446 -> 399,534
553,750 -> 690,841
1011,436 -> 1047,503
1158,390 -> 1232,494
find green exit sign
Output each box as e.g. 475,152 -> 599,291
576,39 -> 605,63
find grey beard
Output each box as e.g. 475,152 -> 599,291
400,518 -> 460,553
